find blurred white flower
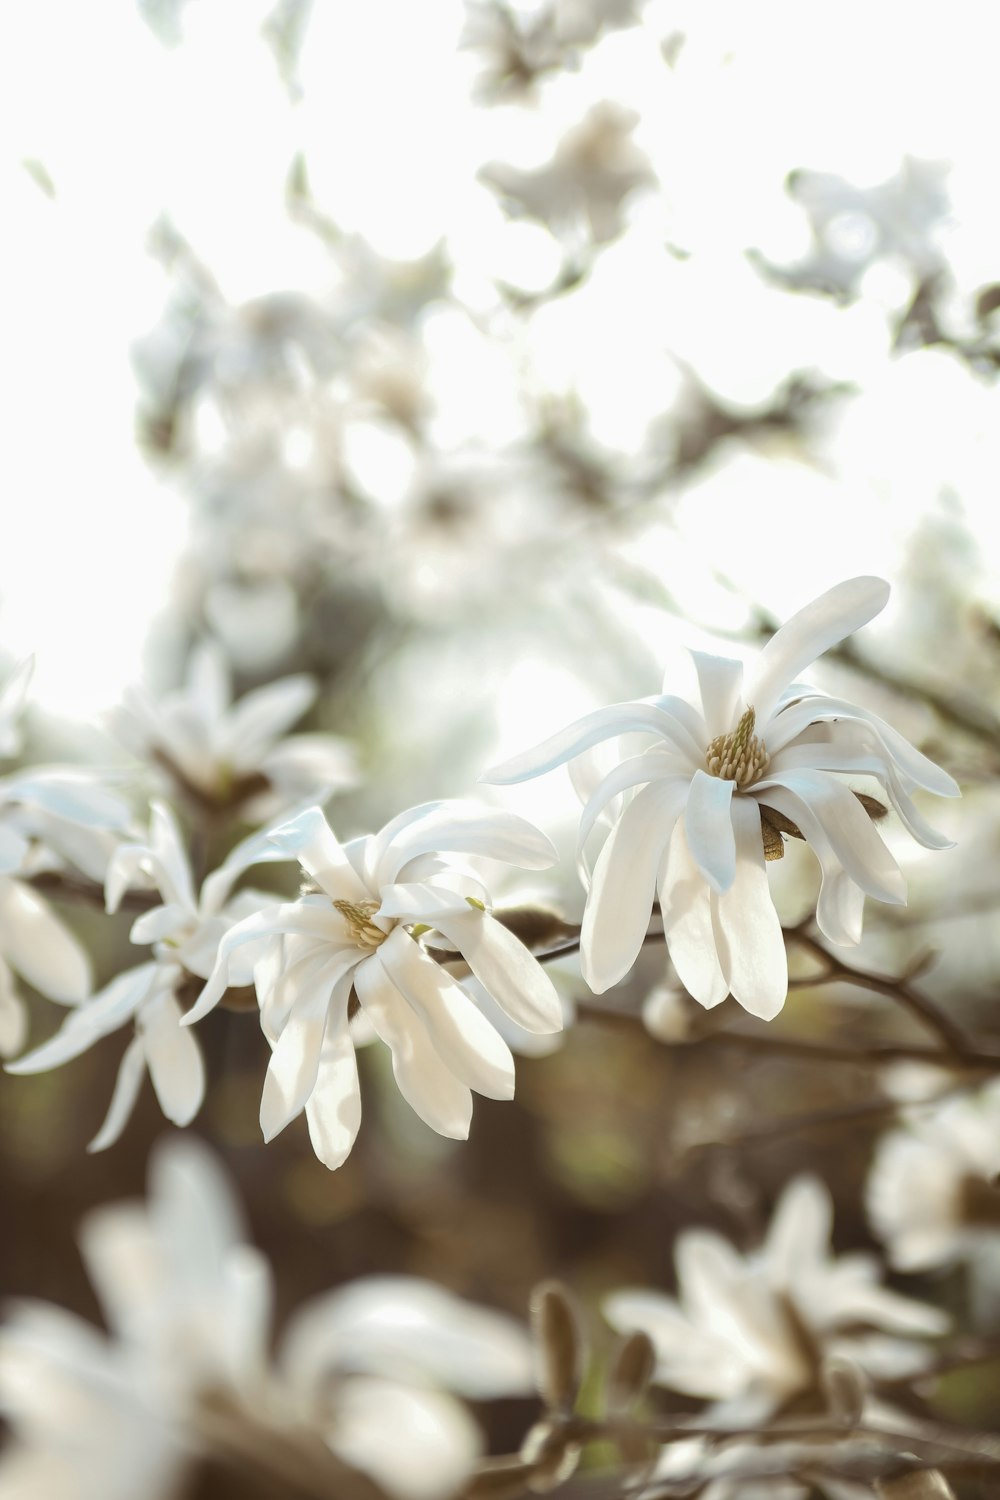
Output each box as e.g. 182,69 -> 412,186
0,655 -> 34,758
487,577 -> 958,1019
184,801 -> 564,1167
7,803 -> 276,1149
0,1135 -> 535,1500
867,1079 -> 1000,1273
110,639 -> 356,817
604,1175 -> 948,1422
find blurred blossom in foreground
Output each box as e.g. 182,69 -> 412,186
0,1136 -> 535,1500
185,802 -> 564,1168
487,577 -> 958,1016
604,1174 -> 948,1422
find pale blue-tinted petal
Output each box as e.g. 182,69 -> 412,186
748,578 -> 890,726
424,907 -> 564,1034
354,954 -> 474,1139
659,823 -> 729,1008
141,988 -> 205,1126
259,963 -> 338,1140
378,928 -> 515,1100
0,824 -> 29,874
766,695 -> 959,796
304,984 -> 362,1170
689,652 -> 744,739
0,877 -> 91,1003
87,1036 -> 147,1153
483,702 -> 702,785
753,768 -> 905,905
712,798 -> 787,1020
683,770 -> 736,894
267,806 -> 371,903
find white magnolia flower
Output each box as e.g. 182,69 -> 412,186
184,801 -> 564,1168
867,1080 -> 1000,1273
110,639 -> 356,816
7,803 -> 274,1149
486,577 -> 959,1018
0,1136 -> 535,1500
605,1176 -> 948,1424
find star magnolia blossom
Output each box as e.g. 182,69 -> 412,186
604,1175 -> 949,1424
7,803 -> 276,1149
110,640 -> 356,816
184,802 -> 564,1168
486,577 -> 959,1017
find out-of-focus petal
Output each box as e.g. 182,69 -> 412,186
220,674 -> 316,768
329,1376 -> 480,1500
764,1177 -> 833,1282
483,702 -> 702,785
0,877 -> 91,1003
0,956 -> 27,1057
747,577 -> 890,725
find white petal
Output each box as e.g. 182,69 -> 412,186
128,903 -> 187,946
148,801 -> 197,910
766,695 -> 959,796
259,940 -> 357,1043
370,801 -> 556,887
0,877 -> 91,1002
0,656 -> 34,754
754,768 -> 905,905
354,953 -> 474,1139
427,905 -> 564,1034
220,674 -> 316,767
712,798 -> 787,1020
2,770 -> 131,830
581,779 -> 688,995
184,901 -> 346,1025
683,770 -> 736,893
659,824 -> 729,1009
329,1375 -> 480,1500
764,1176 -> 833,1282
676,1229 -> 747,1318
689,652 -> 744,739
483,702 -> 702,785
753,784 -> 866,947
0,957 -> 27,1056
0,823 -> 29,874
87,1036 -> 147,1152
267,806 -> 371,903
304,987 -> 363,1170
748,577 -> 890,725
652,693 -> 709,748
186,639 -> 231,723
141,989 -> 205,1125
259,964 -> 339,1141
577,758 -> 688,877
378,929 -> 515,1100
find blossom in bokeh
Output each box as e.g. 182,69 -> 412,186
487,577 -> 958,1018
185,802 -> 564,1167
604,1174 -> 948,1422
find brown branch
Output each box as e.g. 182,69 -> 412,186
24,870 -> 160,914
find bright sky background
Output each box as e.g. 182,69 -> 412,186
2,0 -> 999,716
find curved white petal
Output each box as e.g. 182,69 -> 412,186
141,989 -> 205,1126
577,758 -> 688,878
748,577 -> 890,725
712,798 -> 787,1020
87,1036 -> 147,1153
683,771 -> 736,894
0,957 -> 27,1057
6,962 -> 161,1074
259,963 -> 339,1141
148,801 -> 197,911
424,906 -> 564,1034
184,902 -> 347,1025
329,1375 -> 480,1500
354,953 -> 474,1139
690,652 -> 744,739
753,768 -> 905,906
378,929 -> 515,1101
755,784 -> 866,947
186,639 -> 231,724
373,803 -> 556,888
221,674 -> 317,767
651,693 -> 708,749
659,824 -> 729,1008
483,702 -> 702,785
0,824 -> 29,874
304,985 -> 362,1170
766,695 -> 959,796
764,1176 -> 833,1283
0,877 -> 91,1003
267,807 -> 371,903
128,903 -> 186,946
581,779 -> 689,995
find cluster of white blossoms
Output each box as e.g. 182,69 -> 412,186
487,576 -> 959,1019
0,1137 -> 535,1500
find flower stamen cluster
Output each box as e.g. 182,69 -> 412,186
333,897 -> 390,950
705,705 -> 770,788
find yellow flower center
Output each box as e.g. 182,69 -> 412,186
705,705 -> 770,790
333,899 -> 389,951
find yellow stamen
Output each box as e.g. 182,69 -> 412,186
705,706 -> 770,790
333,899 -> 388,950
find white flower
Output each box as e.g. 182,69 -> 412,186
0,1135 -> 535,1500
866,1079 -> 1000,1272
486,577 -> 959,1019
184,801 -> 564,1168
604,1175 -> 949,1423
7,803 -> 275,1149
110,639 -> 356,816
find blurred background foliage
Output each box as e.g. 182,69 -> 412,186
4,0 -> 1000,1476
